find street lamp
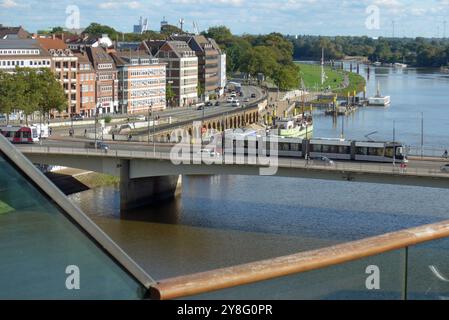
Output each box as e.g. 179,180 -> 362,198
420,112 -> 424,158
147,105 -> 151,144
94,103 -> 101,150
393,120 -> 396,167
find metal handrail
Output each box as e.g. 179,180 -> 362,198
150,220 -> 449,300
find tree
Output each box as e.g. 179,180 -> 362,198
166,83 -> 176,107
38,68 -> 67,116
161,24 -> 184,36
83,23 -> 117,38
273,65 -> 301,91
197,84 -> 205,100
203,26 -> 233,46
0,71 -> 25,124
3,68 -> 67,124
241,46 -> 278,78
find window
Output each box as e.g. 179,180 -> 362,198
385,147 -> 394,158
0,145 -> 147,299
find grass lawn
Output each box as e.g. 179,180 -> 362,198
0,200 -> 14,215
296,63 -> 345,91
296,62 -> 366,95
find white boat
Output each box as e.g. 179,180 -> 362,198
394,63 -> 407,68
270,114 -> 313,138
373,61 -> 382,66
368,82 -> 391,107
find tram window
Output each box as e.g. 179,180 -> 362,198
329,145 -> 339,154
368,148 -> 383,156
291,143 -> 301,152
338,146 -> 350,154
385,147 -> 394,158
22,131 -> 31,139
14,131 -> 21,138
280,143 -> 290,151
311,144 -> 321,153
322,145 -> 330,153
356,147 -> 368,155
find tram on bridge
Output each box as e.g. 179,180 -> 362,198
222,133 -> 408,164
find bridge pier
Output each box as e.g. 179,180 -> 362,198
120,160 -> 182,212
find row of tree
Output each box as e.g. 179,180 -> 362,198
290,35 -> 449,67
0,68 -> 67,123
203,27 -> 301,90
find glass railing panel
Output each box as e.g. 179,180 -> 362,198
184,250 -> 406,300
0,153 -> 146,299
407,238 -> 449,300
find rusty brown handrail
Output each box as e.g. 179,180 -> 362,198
150,220 -> 449,300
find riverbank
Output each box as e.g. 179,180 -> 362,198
46,168 -> 119,195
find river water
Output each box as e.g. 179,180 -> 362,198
69,65 -> 449,286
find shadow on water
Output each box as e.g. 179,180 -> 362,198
120,195 -> 183,225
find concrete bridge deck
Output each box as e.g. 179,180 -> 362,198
18,145 -> 449,189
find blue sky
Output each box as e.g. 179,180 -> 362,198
1,0 -> 449,37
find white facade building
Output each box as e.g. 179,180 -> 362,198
0,39 -> 51,72
218,53 -> 227,96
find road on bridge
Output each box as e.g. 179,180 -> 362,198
24,139 -> 449,177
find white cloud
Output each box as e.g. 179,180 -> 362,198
98,1 -> 141,9
0,0 -> 19,8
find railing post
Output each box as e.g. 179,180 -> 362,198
402,246 -> 409,300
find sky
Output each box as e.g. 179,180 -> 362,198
1,0 -> 449,38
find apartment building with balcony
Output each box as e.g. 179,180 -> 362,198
111,51 -> 166,114
171,35 -> 220,98
74,52 -> 96,117
86,47 -> 118,114
143,40 -> 198,107
0,39 -> 51,72
37,38 -> 78,117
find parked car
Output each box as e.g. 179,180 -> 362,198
251,93 -> 257,98
232,100 -> 240,107
226,97 -> 234,103
205,101 -> 213,107
311,156 -> 335,166
215,101 -> 220,106
72,114 -> 83,121
441,164 -> 449,173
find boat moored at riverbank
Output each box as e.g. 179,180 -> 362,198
269,114 -> 313,138
368,82 -> 391,107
